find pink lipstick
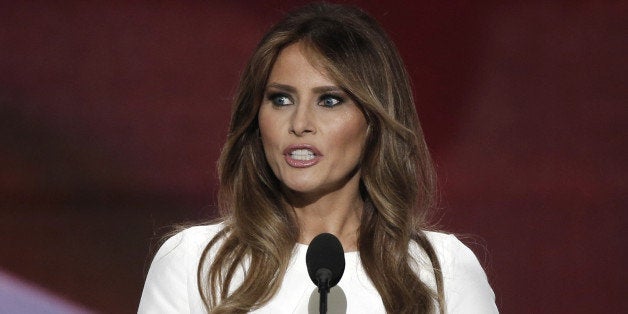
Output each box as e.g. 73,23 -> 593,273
283,144 -> 322,168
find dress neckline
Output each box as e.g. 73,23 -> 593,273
294,242 -> 359,256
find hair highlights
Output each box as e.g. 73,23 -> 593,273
199,3 -> 444,313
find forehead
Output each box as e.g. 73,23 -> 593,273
267,42 -> 336,87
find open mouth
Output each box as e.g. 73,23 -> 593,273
290,149 -> 316,161
283,145 -> 322,168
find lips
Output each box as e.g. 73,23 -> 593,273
283,144 -> 322,168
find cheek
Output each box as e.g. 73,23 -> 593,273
258,108 -> 277,145
258,112 -> 286,181
333,113 -> 368,150
258,108 -> 270,138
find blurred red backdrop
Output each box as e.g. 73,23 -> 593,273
0,1 -> 625,312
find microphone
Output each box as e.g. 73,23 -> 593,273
306,233 -> 345,314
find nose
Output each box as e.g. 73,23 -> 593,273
289,104 -> 316,136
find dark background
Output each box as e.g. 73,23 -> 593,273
1,1 -> 626,313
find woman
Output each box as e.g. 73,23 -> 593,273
139,3 -> 497,313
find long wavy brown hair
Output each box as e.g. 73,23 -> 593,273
198,3 -> 444,313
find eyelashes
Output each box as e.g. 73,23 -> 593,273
266,93 -> 345,108
268,93 -> 293,106
318,94 -> 344,108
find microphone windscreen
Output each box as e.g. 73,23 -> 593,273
305,233 -> 345,288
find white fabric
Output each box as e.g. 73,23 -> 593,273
138,224 -> 498,313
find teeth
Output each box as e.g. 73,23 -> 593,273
290,149 -> 315,161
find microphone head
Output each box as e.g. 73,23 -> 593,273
305,233 -> 345,288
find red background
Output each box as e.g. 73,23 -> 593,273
1,1 -> 626,312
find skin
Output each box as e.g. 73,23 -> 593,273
258,42 -> 368,251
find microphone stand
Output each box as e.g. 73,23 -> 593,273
316,268 -> 333,314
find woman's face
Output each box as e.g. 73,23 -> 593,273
258,43 -> 368,198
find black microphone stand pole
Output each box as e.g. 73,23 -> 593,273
316,268 -> 332,314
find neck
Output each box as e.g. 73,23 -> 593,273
287,191 -> 363,252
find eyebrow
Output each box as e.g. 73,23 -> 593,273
265,83 -> 344,94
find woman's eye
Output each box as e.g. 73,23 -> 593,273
269,94 -> 293,106
318,95 -> 343,108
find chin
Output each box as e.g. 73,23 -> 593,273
280,179 -> 324,195
283,183 -> 317,194
279,174 -> 319,191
